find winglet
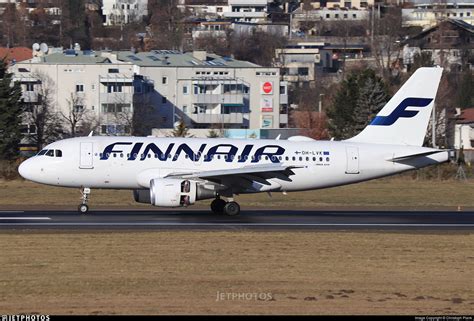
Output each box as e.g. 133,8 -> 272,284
88,131 -> 93,137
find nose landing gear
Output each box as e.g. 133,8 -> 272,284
78,187 -> 91,214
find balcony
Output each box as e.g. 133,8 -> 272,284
223,11 -> 267,18
229,0 -> 268,5
99,92 -> 133,104
188,112 -> 244,124
279,114 -> 288,124
193,93 -> 246,105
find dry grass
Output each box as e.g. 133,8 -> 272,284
0,231 -> 472,315
1,178 -> 474,210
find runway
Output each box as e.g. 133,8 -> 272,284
0,209 -> 473,230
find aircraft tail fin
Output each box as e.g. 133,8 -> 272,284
347,67 -> 443,146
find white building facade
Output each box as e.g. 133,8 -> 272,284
102,0 -> 149,26
10,49 -> 288,140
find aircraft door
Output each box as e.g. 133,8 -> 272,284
79,142 -> 94,169
345,146 -> 360,174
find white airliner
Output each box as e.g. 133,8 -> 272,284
19,67 -> 451,215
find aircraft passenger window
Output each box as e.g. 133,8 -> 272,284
38,150 -> 47,156
285,156 -> 289,161
106,153 -> 110,158
99,153 -> 103,158
120,153 -> 124,158
292,157 -> 295,161
313,157 -> 316,161
147,154 -> 151,158
278,156 -> 282,160
45,150 -> 54,157
217,155 -> 221,159
265,156 -> 269,160
306,157 -> 309,161
155,154 -> 158,158
299,157 -> 303,161
326,157 -> 330,162
319,157 -> 323,162
113,153 -> 117,158
55,150 -> 62,157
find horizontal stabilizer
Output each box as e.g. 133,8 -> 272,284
387,150 -> 445,162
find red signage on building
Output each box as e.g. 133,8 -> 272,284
262,81 -> 273,94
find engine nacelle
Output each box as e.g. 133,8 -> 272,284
150,178 -> 197,207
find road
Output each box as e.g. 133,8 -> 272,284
0,209 -> 473,230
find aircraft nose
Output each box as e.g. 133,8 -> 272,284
18,159 -> 34,181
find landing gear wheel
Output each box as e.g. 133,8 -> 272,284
78,187 -> 91,214
211,198 -> 226,214
223,201 -> 240,216
78,204 -> 89,214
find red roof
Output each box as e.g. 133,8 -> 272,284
457,108 -> 474,124
0,47 -> 33,64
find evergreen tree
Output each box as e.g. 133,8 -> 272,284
457,71 -> 473,109
353,76 -> 389,133
170,120 -> 192,137
0,58 -> 23,160
207,129 -> 220,138
327,69 -> 388,140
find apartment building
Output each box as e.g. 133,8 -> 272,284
116,50 -> 288,130
10,49 -> 154,137
10,49 -> 288,139
223,0 -> 270,23
402,1 -> 474,29
102,0 -> 148,26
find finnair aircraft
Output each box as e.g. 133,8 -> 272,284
19,67 -> 451,216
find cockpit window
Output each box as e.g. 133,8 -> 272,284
38,149 -> 47,156
55,150 -> 62,157
45,150 -> 54,157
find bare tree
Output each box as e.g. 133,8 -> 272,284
24,72 -> 64,150
60,93 -> 96,137
369,7 -> 404,81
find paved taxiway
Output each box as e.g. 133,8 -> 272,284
0,209 -> 473,230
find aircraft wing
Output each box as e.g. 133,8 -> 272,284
165,164 -> 305,190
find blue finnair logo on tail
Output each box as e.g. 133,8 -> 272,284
370,97 -> 433,126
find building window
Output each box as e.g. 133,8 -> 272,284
162,96 -> 167,104
108,68 -> 119,73
107,84 -> 122,93
183,86 -> 188,94
74,105 -> 84,112
162,77 -> 168,85
183,105 -> 188,113
76,84 -> 84,92
297,67 -> 309,76
101,103 -> 131,113
25,83 -> 34,92
326,14 -> 330,18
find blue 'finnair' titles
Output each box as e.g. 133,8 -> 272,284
99,142 -> 286,163
370,97 -> 433,126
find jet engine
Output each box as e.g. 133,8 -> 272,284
133,178 -> 218,207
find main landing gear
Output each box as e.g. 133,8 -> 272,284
210,197 -> 241,216
78,187 -> 91,214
